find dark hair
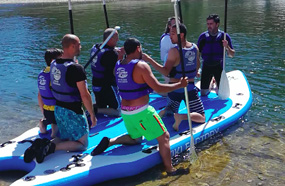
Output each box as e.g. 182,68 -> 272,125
164,16 -> 180,34
124,38 -> 141,55
207,14 -> 220,23
172,23 -> 187,38
44,48 -> 63,66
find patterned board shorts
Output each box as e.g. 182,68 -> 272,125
54,106 -> 89,141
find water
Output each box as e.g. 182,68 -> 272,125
0,0 -> 284,185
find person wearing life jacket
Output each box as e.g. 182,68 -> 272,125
91,38 -> 189,176
159,16 -> 178,84
37,48 -> 63,138
197,14 -> 235,96
90,28 -> 124,117
24,34 -> 97,164
143,23 -> 206,131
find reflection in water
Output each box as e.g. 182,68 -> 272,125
0,0 -> 284,185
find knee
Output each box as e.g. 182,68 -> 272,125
162,131 -> 170,141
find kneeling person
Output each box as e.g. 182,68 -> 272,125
91,38 -> 188,175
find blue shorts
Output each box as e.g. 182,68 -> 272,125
54,106 -> 89,141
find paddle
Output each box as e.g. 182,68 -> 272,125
178,0 -> 183,23
68,0 -> 77,62
218,0 -> 230,100
68,0 -> 74,34
84,26 -> 120,69
172,0 -> 198,164
102,0 -> 110,28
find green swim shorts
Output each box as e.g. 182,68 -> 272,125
121,105 -> 167,141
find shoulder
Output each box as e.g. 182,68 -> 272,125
198,31 -> 208,38
68,63 -> 85,73
135,60 -> 151,72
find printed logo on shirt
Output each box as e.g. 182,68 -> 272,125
116,67 -> 128,83
185,50 -> 195,66
39,75 -> 46,86
51,67 -> 61,86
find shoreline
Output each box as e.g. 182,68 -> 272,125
1,0 -> 105,5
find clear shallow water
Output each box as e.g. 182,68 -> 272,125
0,0 -> 284,185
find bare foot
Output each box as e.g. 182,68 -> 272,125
173,114 -> 183,131
39,119 -> 47,134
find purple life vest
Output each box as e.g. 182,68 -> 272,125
38,68 -> 56,106
50,60 -> 81,102
115,59 -> 153,100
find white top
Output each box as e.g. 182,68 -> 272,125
160,33 -> 176,64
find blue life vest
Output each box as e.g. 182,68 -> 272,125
169,43 -> 198,79
198,30 -> 231,66
115,59 -> 153,100
90,44 -> 112,79
50,60 -> 81,103
38,67 -> 56,106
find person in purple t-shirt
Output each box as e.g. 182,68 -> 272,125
197,14 -> 235,96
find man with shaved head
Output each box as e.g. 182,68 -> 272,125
90,28 -> 124,117
24,34 -> 97,163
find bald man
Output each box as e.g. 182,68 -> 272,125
90,28 -> 124,117
24,34 -> 97,164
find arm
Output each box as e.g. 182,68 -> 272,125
143,48 -> 178,77
38,91 -> 44,115
195,45 -> 201,77
134,61 -> 187,93
77,81 -> 97,128
223,34 -> 235,57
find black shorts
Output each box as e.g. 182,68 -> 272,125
43,109 -> 57,125
93,85 -> 120,109
201,63 -> 223,89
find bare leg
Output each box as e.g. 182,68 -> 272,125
156,132 -> 176,173
50,124 -> 58,139
91,135 -> 141,156
158,107 -> 172,118
54,133 -> 88,152
39,119 -> 47,134
173,113 -> 205,131
109,135 -> 142,146
158,109 -> 166,118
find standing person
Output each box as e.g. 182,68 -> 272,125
90,28 -> 123,117
143,23 -> 205,131
24,34 -> 97,164
160,16 -> 177,64
197,14 -> 235,96
38,48 -> 63,138
160,16 -> 177,84
91,38 -> 188,175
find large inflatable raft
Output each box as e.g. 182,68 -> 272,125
0,70 -> 252,185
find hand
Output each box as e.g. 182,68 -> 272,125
142,53 -> 151,62
90,115 -> 97,128
180,77 -> 188,87
116,47 -> 125,60
222,40 -> 228,48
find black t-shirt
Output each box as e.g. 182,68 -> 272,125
55,59 -> 87,114
92,45 -> 118,87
